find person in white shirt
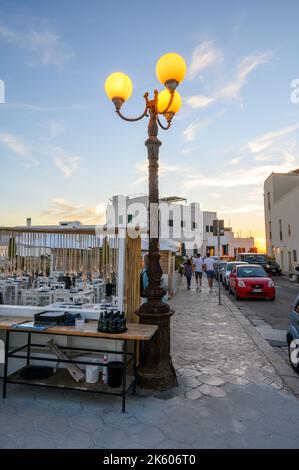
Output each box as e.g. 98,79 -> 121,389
203,253 -> 216,292
192,253 -> 204,292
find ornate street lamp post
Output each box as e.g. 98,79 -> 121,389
105,53 -> 186,389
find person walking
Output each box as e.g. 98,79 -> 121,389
203,253 -> 216,292
192,253 -> 204,292
184,258 -> 193,290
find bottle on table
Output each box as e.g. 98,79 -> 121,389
108,313 -> 117,333
97,313 -> 103,332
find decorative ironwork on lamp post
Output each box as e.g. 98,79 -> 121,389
105,53 -> 186,389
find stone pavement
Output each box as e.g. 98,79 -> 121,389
1,278 -> 299,449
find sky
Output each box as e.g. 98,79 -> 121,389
0,0 -> 299,251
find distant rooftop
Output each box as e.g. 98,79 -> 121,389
160,196 -> 187,203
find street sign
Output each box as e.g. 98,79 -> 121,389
213,219 -> 224,237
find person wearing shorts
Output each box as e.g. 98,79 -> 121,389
203,253 -> 216,292
192,253 -> 203,292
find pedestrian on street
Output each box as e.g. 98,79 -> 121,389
203,253 -> 216,292
184,258 -> 193,290
192,253 -> 204,292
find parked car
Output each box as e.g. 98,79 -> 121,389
229,264 -> 276,301
236,253 -> 268,269
287,295 -> 299,372
218,261 -> 227,282
222,261 -> 247,290
265,260 -> 282,276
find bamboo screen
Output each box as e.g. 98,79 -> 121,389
0,227 -> 118,282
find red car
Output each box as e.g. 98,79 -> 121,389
229,264 -> 275,301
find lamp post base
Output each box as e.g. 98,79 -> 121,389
136,308 -> 177,390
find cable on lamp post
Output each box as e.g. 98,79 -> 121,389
105,52 -> 186,389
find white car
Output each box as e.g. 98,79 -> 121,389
222,261 -> 247,290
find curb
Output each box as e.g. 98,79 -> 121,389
221,294 -> 299,399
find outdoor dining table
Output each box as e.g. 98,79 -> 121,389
0,316 -> 158,412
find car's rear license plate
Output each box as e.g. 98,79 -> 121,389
252,288 -> 263,292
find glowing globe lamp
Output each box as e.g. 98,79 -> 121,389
157,89 -> 182,114
105,72 -> 133,102
156,53 -> 186,86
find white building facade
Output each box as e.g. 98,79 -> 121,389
264,169 -> 299,274
106,194 -> 204,256
206,228 -> 255,258
106,195 -> 255,258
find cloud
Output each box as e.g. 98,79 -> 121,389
42,198 -> 106,224
183,141 -> 298,191
209,192 -> 221,199
245,124 -> 299,155
228,157 -> 241,165
216,53 -> 272,101
0,25 -> 19,42
185,95 -> 215,110
218,204 -> 264,214
52,146 -> 81,178
183,110 -> 226,141
41,121 -> 65,138
182,146 -> 201,155
188,40 -> 223,80
183,120 -> 205,142
247,188 -> 264,202
133,175 -> 147,185
186,51 -> 272,110
0,24 -> 73,67
26,29 -> 73,67
134,160 -> 188,185
0,132 -> 38,165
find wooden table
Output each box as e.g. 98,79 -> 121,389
0,316 -> 157,412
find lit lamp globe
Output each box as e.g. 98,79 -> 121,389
105,72 -> 133,108
157,89 -> 182,116
156,52 -> 187,90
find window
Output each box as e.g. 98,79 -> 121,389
206,225 -> 209,232
294,250 -> 297,263
288,224 -> 291,237
118,215 -> 123,224
210,225 -> 213,232
267,192 -> 271,211
279,219 -> 283,241
168,219 -> 173,227
181,221 -> 185,228
127,214 -> 133,223
222,245 -> 228,256
269,221 -> 272,240
237,266 -> 267,278
192,222 -> 197,229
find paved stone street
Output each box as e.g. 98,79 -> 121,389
171,281 -> 286,397
1,278 -> 299,449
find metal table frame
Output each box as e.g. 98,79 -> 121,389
2,328 -> 138,412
